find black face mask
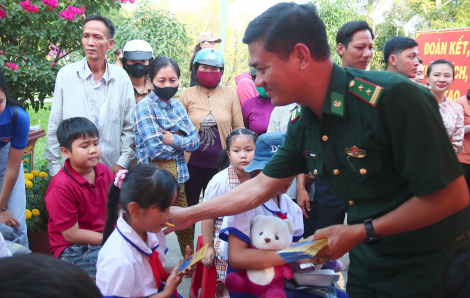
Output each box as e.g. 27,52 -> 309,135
153,85 -> 179,101
126,63 -> 149,78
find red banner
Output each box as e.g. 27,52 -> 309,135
415,28 -> 470,100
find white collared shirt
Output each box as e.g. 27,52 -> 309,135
202,167 -> 236,220
0,233 -> 12,258
45,57 -> 136,175
96,214 -> 167,298
218,194 -> 304,261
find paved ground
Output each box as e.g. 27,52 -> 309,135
166,221 -> 350,298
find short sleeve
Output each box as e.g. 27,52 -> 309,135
45,185 -> 79,231
96,254 -> 135,298
10,107 -> 30,149
262,121 -> 308,178
219,210 -> 253,245
380,82 -> 463,196
284,195 -> 304,242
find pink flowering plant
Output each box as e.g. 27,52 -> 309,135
0,0 -> 131,111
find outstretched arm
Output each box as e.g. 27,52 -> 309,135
169,173 -> 294,230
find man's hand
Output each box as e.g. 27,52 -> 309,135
112,164 -> 125,176
304,172 -> 315,189
162,130 -> 175,146
296,188 -> 311,218
313,224 -> 367,260
168,206 -> 195,231
0,210 -> 20,231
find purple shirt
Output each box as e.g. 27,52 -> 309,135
241,96 -> 274,136
188,127 -> 222,168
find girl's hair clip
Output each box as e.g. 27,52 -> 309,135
114,169 -> 128,189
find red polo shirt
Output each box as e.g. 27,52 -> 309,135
45,159 -> 114,257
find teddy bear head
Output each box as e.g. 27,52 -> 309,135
250,215 -> 295,251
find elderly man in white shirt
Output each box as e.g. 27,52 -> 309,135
46,15 -> 135,176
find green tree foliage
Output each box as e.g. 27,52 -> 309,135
113,0 -> 190,79
313,0 -> 363,65
0,0 -> 124,111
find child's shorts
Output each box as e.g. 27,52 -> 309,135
59,244 -> 101,278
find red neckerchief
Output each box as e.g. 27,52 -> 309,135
149,250 -> 179,298
274,213 -> 287,220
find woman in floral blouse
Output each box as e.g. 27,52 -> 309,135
426,59 -> 464,153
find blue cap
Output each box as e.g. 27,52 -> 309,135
244,132 -> 285,172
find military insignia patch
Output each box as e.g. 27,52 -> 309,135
345,146 -> 366,158
305,151 -> 319,159
290,106 -> 301,123
349,78 -> 384,107
411,80 -> 431,90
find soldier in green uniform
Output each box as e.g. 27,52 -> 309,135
169,3 -> 470,297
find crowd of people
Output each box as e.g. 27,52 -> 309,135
0,2 -> 470,298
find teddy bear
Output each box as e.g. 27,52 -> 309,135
225,215 -> 295,298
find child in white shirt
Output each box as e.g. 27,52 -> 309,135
219,133 -> 304,298
96,164 -> 194,298
202,128 -> 258,297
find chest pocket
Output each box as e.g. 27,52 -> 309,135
348,151 -> 381,179
305,158 -> 323,176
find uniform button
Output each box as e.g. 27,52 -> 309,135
349,80 -> 355,88
360,168 -> 367,175
349,200 -> 355,206
313,169 -> 318,175
333,169 -> 339,175
322,135 -> 328,141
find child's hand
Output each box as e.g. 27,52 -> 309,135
202,246 -> 215,268
180,245 -> 196,278
162,267 -> 183,296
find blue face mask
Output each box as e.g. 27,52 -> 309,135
256,85 -> 268,98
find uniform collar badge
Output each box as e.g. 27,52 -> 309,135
345,146 -> 366,158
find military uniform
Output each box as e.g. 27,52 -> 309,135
262,64 -> 470,297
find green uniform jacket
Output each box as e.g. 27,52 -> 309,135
263,63 -> 470,296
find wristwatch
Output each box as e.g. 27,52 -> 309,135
0,207 -> 6,212
364,219 -> 382,245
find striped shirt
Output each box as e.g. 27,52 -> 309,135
134,91 -> 200,183
82,60 -> 109,126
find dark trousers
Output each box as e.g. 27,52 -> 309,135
462,162 -> 470,192
185,164 -> 219,207
295,177 -> 345,238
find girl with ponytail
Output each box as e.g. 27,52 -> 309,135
200,128 -> 257,296
96,164 -> 194,298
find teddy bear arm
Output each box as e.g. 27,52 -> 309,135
282,264 -> 294,280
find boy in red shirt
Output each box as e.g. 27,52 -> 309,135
45,117 -> 114,278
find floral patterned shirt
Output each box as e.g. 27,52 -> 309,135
439,97 -> 465,153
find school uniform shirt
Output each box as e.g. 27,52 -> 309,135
96,214 -> 168,298
0,233 -> 12,258
218,195 -> 304,261
202,165 -> 241,220
0,105 -> 30,149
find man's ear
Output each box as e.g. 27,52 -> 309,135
389,54 -> 397,67
337,43 -> 345,57
128,202 -> 141,219
293,43 -> 311,71
60,147 -> 71,159
108,39 -> 115,51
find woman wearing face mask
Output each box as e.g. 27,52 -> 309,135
122,40 -> 154,103
189,32 -> 222,87
426,59 -> 464,153
133,57 -> 200,256
241,68 -> 274,136
179,48 -> 244,212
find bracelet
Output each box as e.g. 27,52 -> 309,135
0,207 -> 7,212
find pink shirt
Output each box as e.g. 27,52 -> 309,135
439,97 -> 464,154
45,159 -> 114,257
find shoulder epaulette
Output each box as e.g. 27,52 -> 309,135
290,106 -> 301,123
348,78 -> 385,107
411,80 -> 431,90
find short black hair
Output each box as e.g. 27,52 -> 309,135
243,2 -> 330,61
0,253 -> 103,298
83,15 -> 115,39
149,57 -> 181,81
383,36 -> 418,66
336,21 -> 375,56
0,70 -> 22,108
114,48 -> 123,56
57,117 -> 99,152
426,59 -> 455,77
